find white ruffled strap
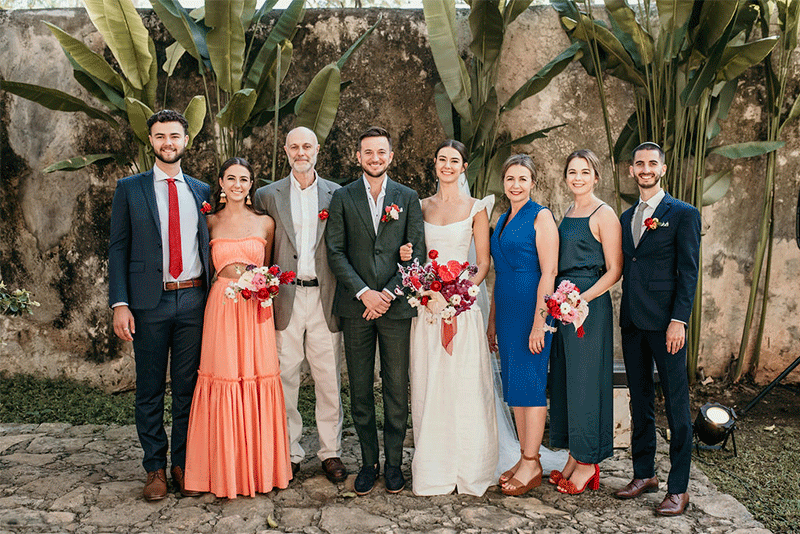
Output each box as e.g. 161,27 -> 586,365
470,195 -> 496,219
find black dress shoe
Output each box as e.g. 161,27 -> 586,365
354,463 -> 379,496
384,464 -> 405,494
291,462 -> 300,477
322,457 -> 348,483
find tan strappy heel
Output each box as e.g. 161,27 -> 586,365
501,453 -> 542,496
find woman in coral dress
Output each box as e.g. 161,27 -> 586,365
184,157 -> 292,498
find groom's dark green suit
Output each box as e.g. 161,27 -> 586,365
326,176 -> 425,467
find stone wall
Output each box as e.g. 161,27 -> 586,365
1,7 -> 798,390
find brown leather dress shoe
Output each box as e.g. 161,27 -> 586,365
614,476 -> 659,499
171,466 -> 201,497
143,468 -> 167,501
656,492 -> 689,516
322,457 -> 348,483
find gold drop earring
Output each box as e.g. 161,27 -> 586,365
219,191 -> 227,204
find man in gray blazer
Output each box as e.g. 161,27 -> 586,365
253,127 -> 346,484
326,127 -> 425,495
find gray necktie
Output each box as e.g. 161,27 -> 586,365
632,202 -> 647,247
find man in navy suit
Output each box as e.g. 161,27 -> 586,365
614,142 -> 701,516
109,110 -> 210,501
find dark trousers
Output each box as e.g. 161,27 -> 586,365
131,286 -> 204,472
621,325 -> 692,493
341,315 -> 411,467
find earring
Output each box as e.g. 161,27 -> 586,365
246,194 -> 252,206
219,191 -> 227,204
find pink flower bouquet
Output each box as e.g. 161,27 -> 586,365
543,280 -> 589,338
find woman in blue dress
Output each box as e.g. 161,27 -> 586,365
488,154 -> 559,496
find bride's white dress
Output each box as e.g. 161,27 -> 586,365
409,196 -> 498,496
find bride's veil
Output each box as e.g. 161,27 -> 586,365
457,173 -> 567,476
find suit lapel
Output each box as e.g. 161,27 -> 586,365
351,177 -> 376,238
620,205 -> 635,253
138,170 -> 161,232
376,179 -> 399,242
638,193 -> 673,248
316,179 -> 333,249
275,178 -> 299,252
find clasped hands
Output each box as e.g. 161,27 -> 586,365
361,289 -> 393,321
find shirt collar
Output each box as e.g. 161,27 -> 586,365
153,164 -> 184,182
290,171 -> 319,193
639,188 -> 665,210
362,174 -> 387,195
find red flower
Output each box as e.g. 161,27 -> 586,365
241,289 -> 252,300
576,326 -> 585,338
268,285 -> 280,295
257,287 -> 270,299
437,264 -> 456,282
428,250 -> 439,260
380,214 -> 389,223
420,295 -> 429,306
318,209 -> 329,220
644,217 -> 660,231
430,280 -> 442,292
200,201 -> 212,214
268,265 -> 280,276
279,271 -> 296,284
411,275 -> 422,290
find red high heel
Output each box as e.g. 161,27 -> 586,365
556,461 -> 599,495
549,454 -> 573,485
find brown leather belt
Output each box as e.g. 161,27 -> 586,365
163,278 -> 203,291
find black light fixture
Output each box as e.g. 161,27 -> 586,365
693,402 -> 737,456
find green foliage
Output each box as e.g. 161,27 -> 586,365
424,0 -> 579,200
0,281 -> 39,317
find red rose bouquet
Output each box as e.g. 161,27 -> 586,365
543,280 -> 589,338
225,264 -> 295,320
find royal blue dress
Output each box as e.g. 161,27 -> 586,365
490,199 -> 553,407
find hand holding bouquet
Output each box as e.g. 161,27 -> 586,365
542,280 -> 589,338
225,264 -> 296,308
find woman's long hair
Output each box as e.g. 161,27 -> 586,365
211,157 -> 263,214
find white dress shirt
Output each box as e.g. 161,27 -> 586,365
363,174 -> 387,235
153,165 -> 202,282
290,171 -> 319,280
631,188 -> 666,243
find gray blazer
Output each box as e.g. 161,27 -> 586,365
253,175 -> 340,332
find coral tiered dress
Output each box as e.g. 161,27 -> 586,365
184,237 -> 292,498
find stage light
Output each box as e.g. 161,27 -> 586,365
693,402 -> 737,455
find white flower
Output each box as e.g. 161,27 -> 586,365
467,285 -> 480,297
408,296 -> 420,308
450,294 -> 462,306
224,287 -> 236,299
559,302 -> 572,315
441,306 -> 456,319
261,300 -> 271,308
567,290 -> 580,303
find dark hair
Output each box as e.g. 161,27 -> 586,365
564,149 -> 602,181
146,109 -> 189,135
500,154 -> 536,184
212,157 -> 262,214
632,142 -> 665,164
358,126 -> 392,150
435,139 -> 468,165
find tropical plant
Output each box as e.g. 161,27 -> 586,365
733,0 -> 800,381
150,0 -> 380,178
552,0 -> 784,383
423,0 -> 582,200
0,0 -> 206,174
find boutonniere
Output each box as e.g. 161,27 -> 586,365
380,204 -> 403,223
200,201 -> 212,214
644,217 -> 668,231
318,208 -> 329,221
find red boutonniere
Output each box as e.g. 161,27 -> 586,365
644,217 -> 669,231
380,204 -> 403,223
318,208 -> 329,220
200,201 -> 212,214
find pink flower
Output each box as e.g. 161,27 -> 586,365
251,273 -> 267,289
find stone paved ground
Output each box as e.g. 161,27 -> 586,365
0,423 -> 770,534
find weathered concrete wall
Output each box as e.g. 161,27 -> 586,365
1,7 -> 798,389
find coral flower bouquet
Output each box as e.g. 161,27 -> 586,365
225,264 -> 296,316
542,280 -> 589,338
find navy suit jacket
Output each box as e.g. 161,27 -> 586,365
619,192 -> 701,331
108,169 -> 211,310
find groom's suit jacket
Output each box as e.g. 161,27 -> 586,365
253,175 -> 340,332
619,192 -> 701,331
326,176 -> 426,319
108,169 -> 211,310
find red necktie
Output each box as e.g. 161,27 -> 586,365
166,178 -> 183,279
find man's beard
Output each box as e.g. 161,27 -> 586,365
154,146 -> 185,164
361,163 -> 388,178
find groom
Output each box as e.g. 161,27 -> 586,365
616,142 -> 701,516
326,126 -> 425,495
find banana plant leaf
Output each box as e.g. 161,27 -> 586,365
700,168 -> 731,206
434,81 -> 455,139
44,21 -> 123,92
216,88 -> 257,129
43,153 -> 117,173
294,63 -> 342,146
469,1 -> 504,69
101,0 -> 154,91
655,0 -> 695,35
163,41 -> 186,76
242,0 -> 257,31
613,111 -> 639,163
423,0 -> 471,121
125,97 -> 155,144
336,14 -> 382,70
718,36 -> 779,82
779,94 -> 800,136
708,141 -> 785,159
206,0 -> 246,94
247,0 -> 280,30
184,95 -> 206,148
502,42 -> 582,111
499,123 -> 567,148
470,89 -> 498,153
149,0 -> 210,68
504,0 -> 534,26
605,0 -> 654,65
65,51 -> 127,111
0,80 -> 119,127
251,41 -> 293,117
144,38 -> 158,110
695,0 -> 738,56
245,0 -> 304,90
